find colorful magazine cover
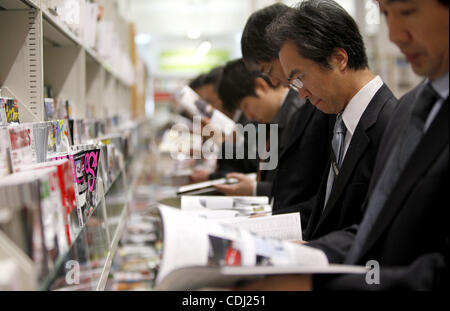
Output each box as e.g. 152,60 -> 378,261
52,148 -> 100,227
5,99 -> 20,124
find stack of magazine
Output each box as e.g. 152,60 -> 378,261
0,105 -> 140,288
0,164 -> 76,282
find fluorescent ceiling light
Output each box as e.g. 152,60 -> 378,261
192,41 -> 212,64
187,30 -> 201,40
135,33 -> 152,45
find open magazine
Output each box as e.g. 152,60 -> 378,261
177,173 -> 257,195
175,86 -> 236,136
153,205 -> 367,291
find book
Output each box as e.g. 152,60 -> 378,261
152,205 -> 367,291
177,173 -> 257,195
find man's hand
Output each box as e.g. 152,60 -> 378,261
214,173 -> 255,196
234,275 -> 313,291
190,169 -> 210,183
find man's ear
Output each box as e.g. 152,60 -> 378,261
254,77 -> 270,96
330,47 -> 348,71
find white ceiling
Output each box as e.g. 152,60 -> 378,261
122,0 -> 255,37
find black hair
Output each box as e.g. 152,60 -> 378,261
203,66 -> 223,87
189,74 -> 206,91
241,3 -> 290,68
218,58 -> 271,114
439,0 -> 449,6
267,0 -> 369,71
189,66 -> 223,91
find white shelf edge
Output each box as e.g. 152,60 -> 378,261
95,206 -> 129,291
41,7 -> 83,47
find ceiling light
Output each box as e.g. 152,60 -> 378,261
187,30 -> 201,40
192,41 -> 212,64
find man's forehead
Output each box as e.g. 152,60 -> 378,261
377,0 -> 415,5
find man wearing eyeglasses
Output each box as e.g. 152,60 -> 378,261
265,0 -> 398,241
239,3 -> 333,231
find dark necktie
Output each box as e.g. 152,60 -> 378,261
344,83 -> 440,264
324,113 -> 347,206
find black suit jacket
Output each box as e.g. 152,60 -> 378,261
271,100 -> 333,231
257,90 -> 303,196
304,84 -> 398,240
209,113 -> 258,180
310,83 -> 449,290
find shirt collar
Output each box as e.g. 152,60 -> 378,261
429,72 -> 449,100
233,110 -> 242,122
342,76 -> 384,136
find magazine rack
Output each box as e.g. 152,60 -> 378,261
0,0 -> 144,290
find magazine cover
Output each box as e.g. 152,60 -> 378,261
5,99 -> 19,124
8,125 -> 37,173
52,148 -> 100,227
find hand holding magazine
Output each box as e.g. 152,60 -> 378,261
153,205 -> 367,291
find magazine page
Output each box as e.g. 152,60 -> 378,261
181,196 -> 269,211
175,86 -> 236,135
217,213 -> 302,241
156,205 -> 212,284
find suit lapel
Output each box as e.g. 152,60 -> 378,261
358,99 -> 449,261
313,85 -> 392,234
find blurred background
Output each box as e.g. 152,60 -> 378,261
118,0 -> 421,119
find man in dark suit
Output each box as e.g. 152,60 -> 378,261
239,4 -> 332,226
266,0 -> 397,238
242,0 -> 449,291
188,67 -> 259,183
214,58 -> 302,197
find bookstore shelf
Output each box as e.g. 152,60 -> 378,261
1,0 -> 148,291
0,0 -> 39,10
39,169 -> 129,291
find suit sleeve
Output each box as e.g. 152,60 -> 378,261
313,253 -> 449,291
256,181 -> 272,197
306,224 -> 359,263
273,195 -> 319,237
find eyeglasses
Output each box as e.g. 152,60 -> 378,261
288,73 -> 305,92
